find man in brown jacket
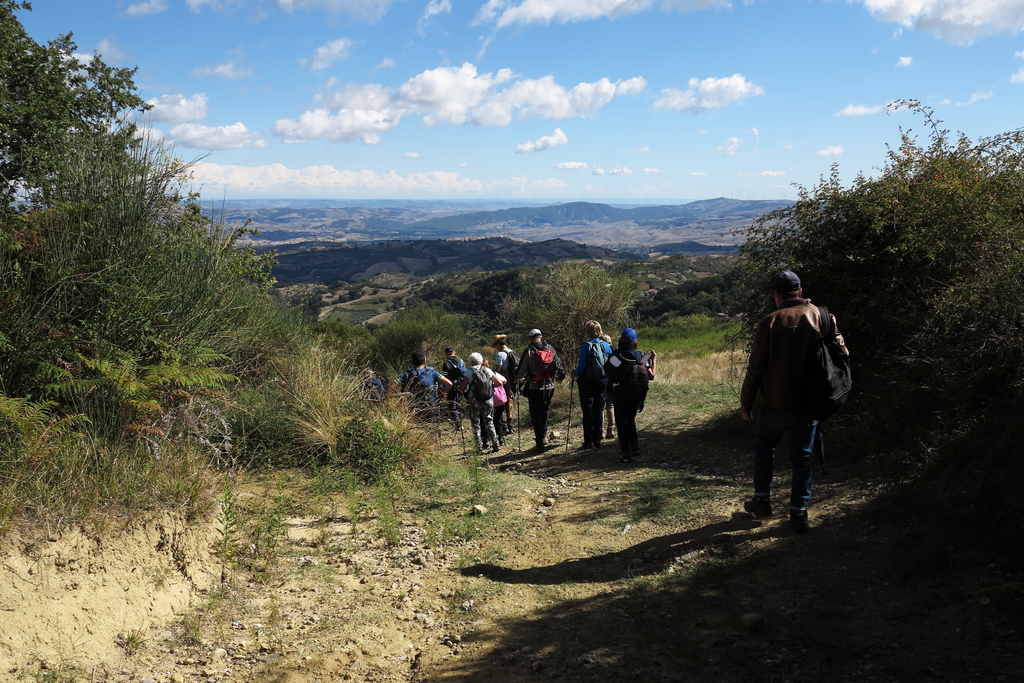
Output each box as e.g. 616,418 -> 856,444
740,270 -> 848,533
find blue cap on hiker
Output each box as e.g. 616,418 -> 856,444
528,328 -> 542,338
622,328 -> 638,342
771,270 -> 801,292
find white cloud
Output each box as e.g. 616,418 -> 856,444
193,61 -> 253,79
759,170 -> 785,176
403,152 -> 421,158
896,56 -> 912,67
592,168 -> 605,175
277,65 -> 643,144
397,63 -> 515,125
750,127 -> 759,140
303,39 -> 353,71
957,91 -> 994,105
782,143 -> 794,149
471,75 -> 646,126
479,0 -> 729,28
631,145 -> 651,153
691,171 -> 707,176
713,137 -> 742,156
271,107 -> 402,144
654,74 -> 764,114
374,57 -> 397,71
817,146 -> 845,156
95,39 -> 131,65
608,167 -> 633,175
125,0 -> 168,16
189,161 -> 569,197
557,161 -> 589,169
418,0 -> 452,34
860,0 -> 1024,44
641,168 -> 661,173
835,103 -> 884,117
515,128 -> 569,153
460,162 -> 469,167
145,93 -> 209,123
1012,68 -> 1024,84
252,139 -> 271,149
166,122 -> 261,150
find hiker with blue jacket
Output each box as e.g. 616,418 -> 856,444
606,328 -> 656,462
740,270 -> 848,533
572,320 -> 614,450
394,349 -> 452,420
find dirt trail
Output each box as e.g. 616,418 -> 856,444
4,410 -> 1023,682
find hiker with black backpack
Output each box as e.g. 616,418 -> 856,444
441,347 -> 466,428
394,349 -> 452,420
740,270 -> 849,534
572,320 -> 613,450
605,328 -> 656,462
457,352 -> 505,454
516,328 -> 566,452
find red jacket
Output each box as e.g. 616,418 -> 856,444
741,299 -> 849,413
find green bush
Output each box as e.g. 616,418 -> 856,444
498,262 -> 640,356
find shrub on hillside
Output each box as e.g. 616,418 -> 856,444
498,262 -> 639,355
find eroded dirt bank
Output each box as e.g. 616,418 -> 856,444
1,511 -> 219,677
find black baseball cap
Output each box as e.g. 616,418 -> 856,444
771,270 -> 801,292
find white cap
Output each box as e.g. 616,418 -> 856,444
528,328 -> 542,338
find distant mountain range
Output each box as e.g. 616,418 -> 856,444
223,197 -> 792,251
272,237 -> 632,284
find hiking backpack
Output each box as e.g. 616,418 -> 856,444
809,306 -> 852,421
503,348 -> 520,381
585,339 -> 609,380
606,351 -> 649,393
529,345 -> 557,383
361,376 -> 385,403
402,367 -> 436,403
468,367 -> 493,402
441,355 -> 465,383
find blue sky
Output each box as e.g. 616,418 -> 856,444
18,0 -> 1024,201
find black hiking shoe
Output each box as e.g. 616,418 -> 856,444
743,496 -> 772,516
581,442 -> 593,450
790,509 -> 809,534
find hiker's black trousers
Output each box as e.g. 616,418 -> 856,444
526,388 -> 554,446
612,385 -> 648,453
577,376 -> 608,446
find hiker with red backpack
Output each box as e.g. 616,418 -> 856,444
605,328 -> 656,462
572,320 -> 613,450
516,329 -> 566,452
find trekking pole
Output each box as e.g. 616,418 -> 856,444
565,376 -> 575,453
515,386 -> 522,451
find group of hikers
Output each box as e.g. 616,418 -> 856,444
363,322 -> 658,462
360,269 -> 850,535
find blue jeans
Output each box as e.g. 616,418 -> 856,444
753,406 -> 818,511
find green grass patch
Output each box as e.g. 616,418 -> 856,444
403,454 -> 524,546
625,470 -> 728,524
638,315 -> 738,358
